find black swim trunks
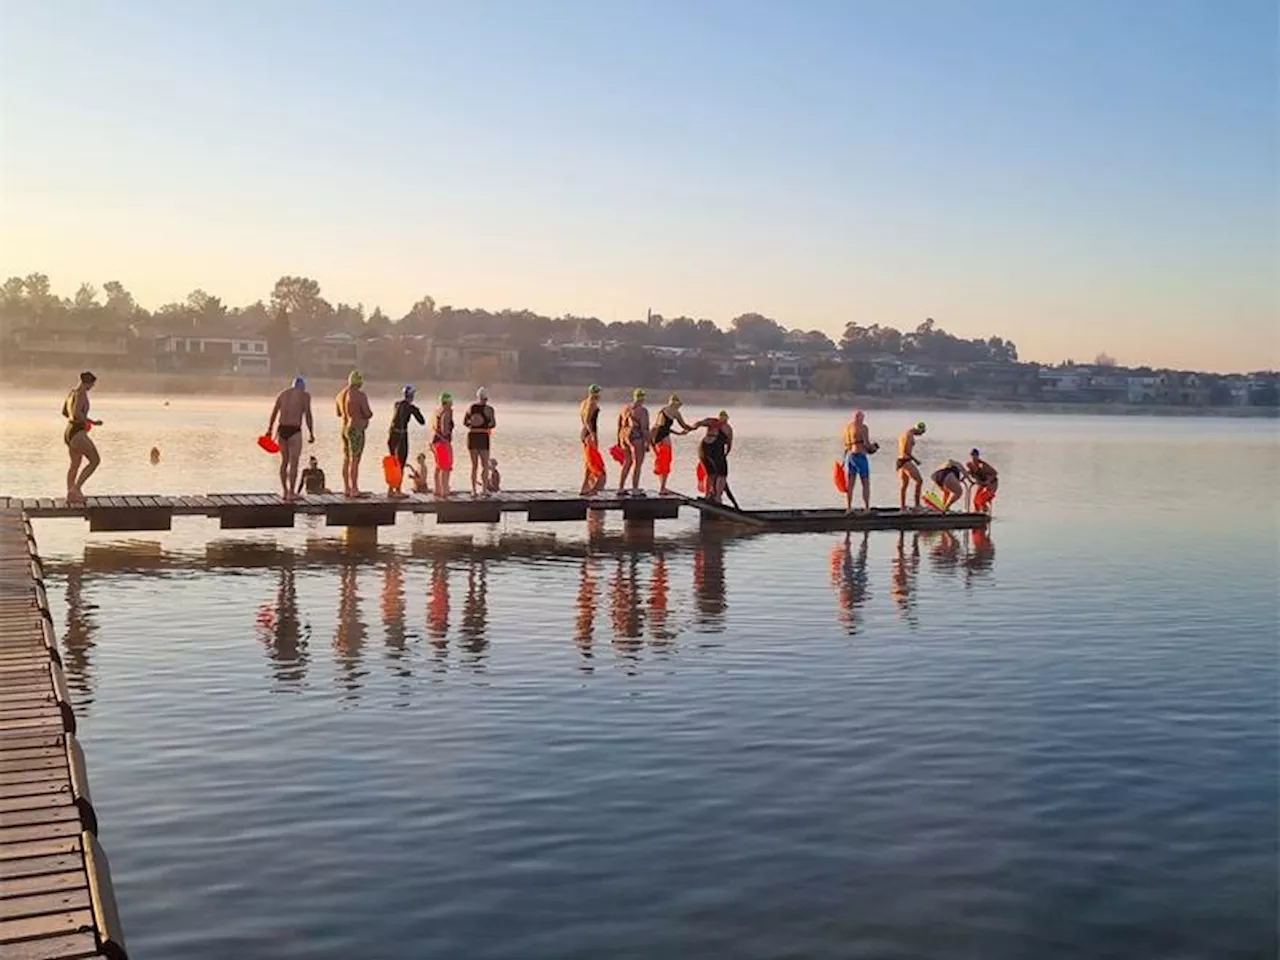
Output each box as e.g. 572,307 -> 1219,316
278,425 -> 302,441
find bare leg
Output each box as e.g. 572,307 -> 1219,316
630,444 -> 645,492
478,452 -> 491,495
341,446 -> 352,495
617,450 -> 633,494
66,448 -> 83,500
898,471 -> 909,510
75,438 -> 101,494
278,449 -> 290,498
285,433 -> 303,497
470,450 -> 481,495
861,475 -> 871,511
351,453 -> 363,496
442,468 -> 451,498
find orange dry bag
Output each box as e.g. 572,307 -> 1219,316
833,460 -> 848,494
653,443 -> 673,477
696,461 -> 707,494
383,455 -> 402,488
586,445 -> 606,477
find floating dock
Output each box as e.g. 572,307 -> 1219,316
0,511 -> 127,959
4,491 -> 988,536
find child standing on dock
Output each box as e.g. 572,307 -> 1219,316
63,371 -> 103,503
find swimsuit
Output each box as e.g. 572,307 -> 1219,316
62,391 -> 87,445
653,410 -> 675,445
932,463 -> 963,486
699,431 -> 729,478
278,425 -> 302,441
300,468 -> 326,494
623,405 -> 645,445
342,425 -> 366,458
465,403 -> 493,452
896,456 -> 917,471
845,452 -> 870,480
388,400 -> 424,466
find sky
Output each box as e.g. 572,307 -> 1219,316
1,0 -> 1275,372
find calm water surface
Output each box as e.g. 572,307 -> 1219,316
1,390 -> 1277,959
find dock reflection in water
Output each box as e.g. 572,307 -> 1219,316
50,527 -> 996,699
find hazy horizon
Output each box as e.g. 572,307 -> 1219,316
2,0 -> 1276,373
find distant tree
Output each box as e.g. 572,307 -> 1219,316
102,281 -> 138,319
365,307 -> 392,336
731,313 -> 786,352
1095,352 -> 1118,367
268,306 -> 295,373
73,283 -> 99,311
271,276 -> 332,336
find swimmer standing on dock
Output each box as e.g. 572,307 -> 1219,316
579,385 -> 606,496
842,410 -> 875,514
336,370 -> 373,498
896,422 -> 926,512
266,376 -> 314,501
63,371 -> 102,503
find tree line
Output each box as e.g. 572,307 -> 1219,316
2,272 -> 1021,373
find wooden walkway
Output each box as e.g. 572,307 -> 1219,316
3,491 -> 681,532
0,511 -> 127,960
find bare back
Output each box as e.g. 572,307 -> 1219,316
277,388 -> 311,428
898,430 -> 916,461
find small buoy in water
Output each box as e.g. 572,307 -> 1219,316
163,400 -> 170,407
149,447 -> 161,465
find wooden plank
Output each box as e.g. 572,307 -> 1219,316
0,806 -> 80,830
0,794 -> 74,815
0,889 -> 91,920
0,820 -> 80,846
0,855 -> 81,881
0,871 -> 86,899
0,781 -> 70,802
0,929 -> 100,959
0,907 -> 93,941
0,758 -> 65,775
0,770 -> 67,789
0,839 -> 80,863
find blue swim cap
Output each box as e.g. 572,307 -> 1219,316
292,376 -> 306,390
402,385 -> 415,400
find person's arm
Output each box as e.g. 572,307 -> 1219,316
335,391 -> 344,419
359,394 -> 373,422
267,394 -> 281,432
304,395 -> 315,441
412,404 -> 426,426
724,424 -> 734,455
486,406 -> 495,430
674,410 -> 694,432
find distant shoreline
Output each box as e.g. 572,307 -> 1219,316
1,367 -> 1274,418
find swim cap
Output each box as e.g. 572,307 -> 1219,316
476,386 -> 488,400
403,385 -> 415,400
80,371 -> 97,384
440,391 -> 453,403
633,388 -> 646,400
718,409 -> 729,420
588,384 -> 601,395
970,448 -> 980,457
348,370 -> 363,386
853,409 -> 865,422
292,376 -> 306,390
668,393 -> 681,405
490,458 -> 499,466
915,421 -> 926,433
416,452 -> 426,461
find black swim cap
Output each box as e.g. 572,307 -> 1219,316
80,371 -> 97,383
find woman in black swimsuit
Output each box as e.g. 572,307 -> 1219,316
692,410 -> 733,504
63,371 -> 102,502
464,387 -> 496,496
930,459 -> 966,511
387,385 -> 425,495
649,395 -> 692,495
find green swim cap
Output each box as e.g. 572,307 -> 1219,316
633,388 -> 646,399
347,370 -> 363,386
916,421 -> 927,432
718,409 -> 729,420
588,384 -> 601,394
668,393 -> 681,405
440,391 -> 453,403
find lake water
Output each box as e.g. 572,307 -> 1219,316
1,389 -> 1277,960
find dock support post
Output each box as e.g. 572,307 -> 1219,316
622,517 -> 655,542
344,525 -> 378,546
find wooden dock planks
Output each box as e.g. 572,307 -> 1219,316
0,512 -> 127,960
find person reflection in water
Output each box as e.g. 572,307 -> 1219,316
963,527 -> 996,586
460,557 -> 489,666
924,530 -> 961,575
380,556 -> 409,672
575,557 -> 598,669
257,566 -> 307,688
693,535 -> 727,627
831,532 -> 870,634
890,530 -> 921,623
609,554 -> 644,656
61,566 -> 97,702
648,552 -> 674,647
426,558 -> 450,663
334,561 -> 366,695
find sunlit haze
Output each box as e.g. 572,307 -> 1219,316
1,0 -> 1276,372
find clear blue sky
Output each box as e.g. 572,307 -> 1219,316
1,0 -> 1275,371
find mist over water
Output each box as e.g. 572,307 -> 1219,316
4,391 -> 1276,960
